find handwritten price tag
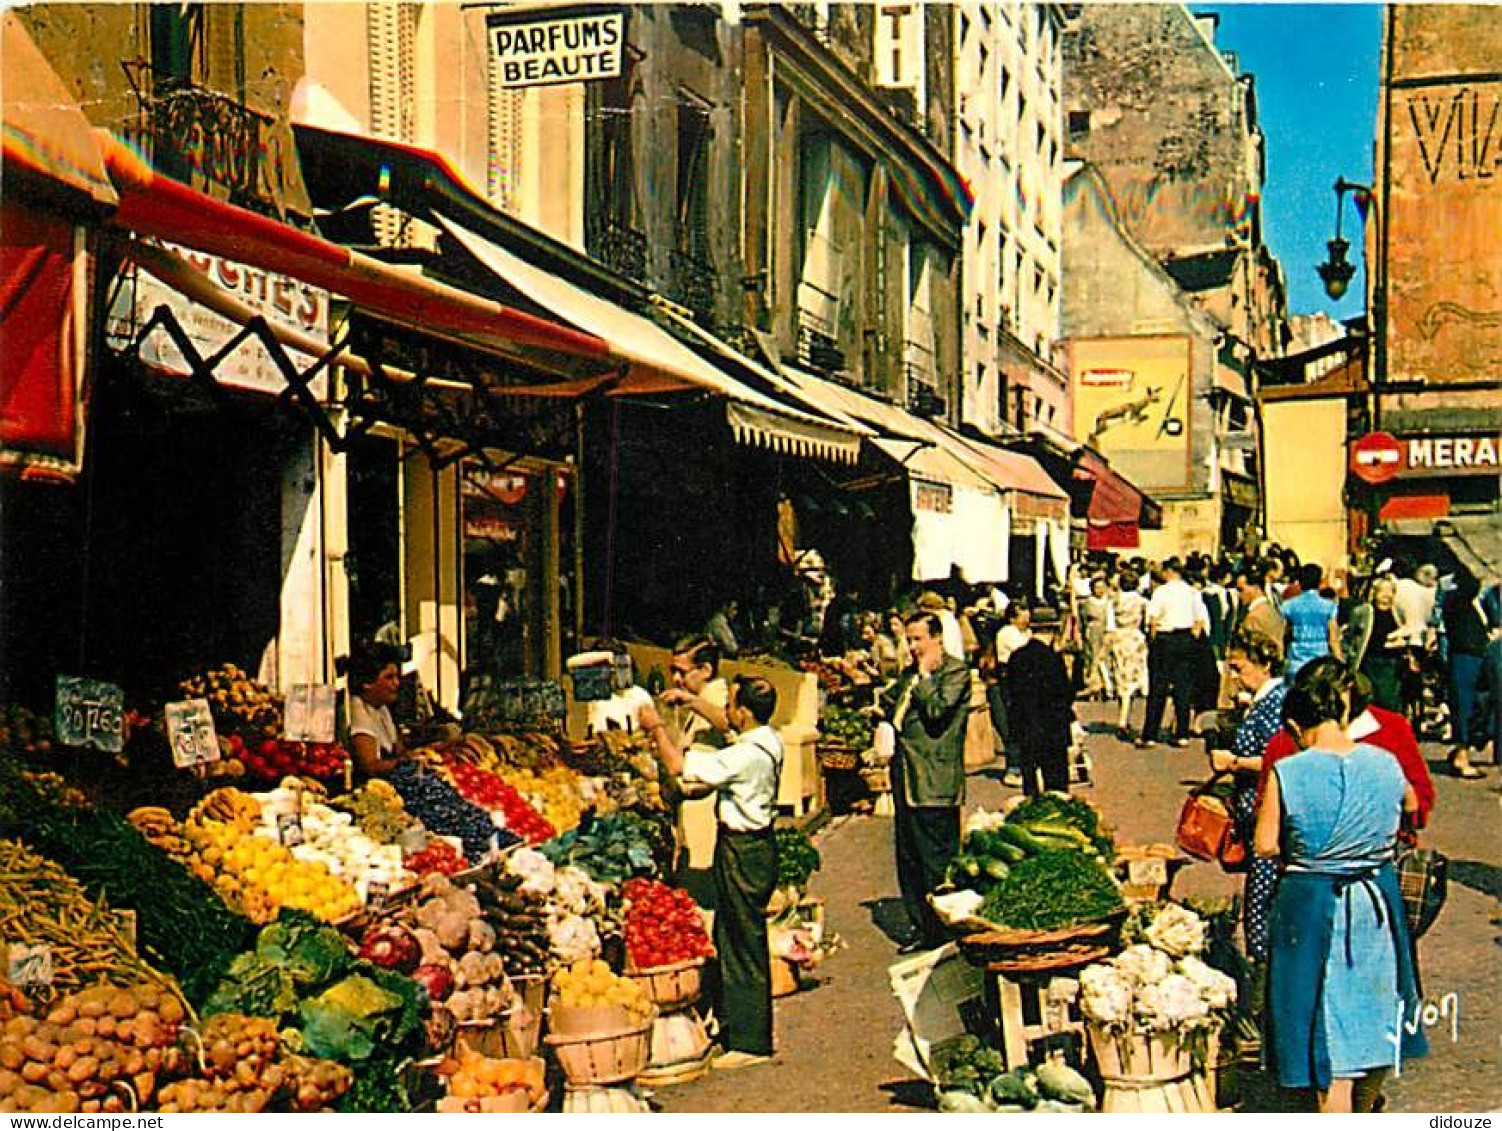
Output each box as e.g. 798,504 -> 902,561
165,699 -> 220,769
8,943 -> 54,988
55,675 -> 125,753
366,881 -> 390,913
277,812 -> 305,848
1127,857 -> 1169,889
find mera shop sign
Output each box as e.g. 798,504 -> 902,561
488,9 -> 625,89
1403,433 -> 1501,477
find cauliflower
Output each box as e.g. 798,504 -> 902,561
1114,944 -> 1173,987
507,848 -> 556,895
1144,904 -> 1208,957
548,913 -> 602,963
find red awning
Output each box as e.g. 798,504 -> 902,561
0,199 -> 85,480
1075,448 -> 1161,530
96,134 -> 613,376
1379,493 -> 1449,522
1087,521 -> 1141,551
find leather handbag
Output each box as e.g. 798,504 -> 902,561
1175,774 -> 1247,870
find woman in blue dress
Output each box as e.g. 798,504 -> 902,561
1255,657 -> 1426,1113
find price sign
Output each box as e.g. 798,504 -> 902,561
55,675 -> 125,753
277,812 -> 305,847
366,881 -> 390,913
7,943 -> 54,988
1127,857 -> 1170,889
285,684 -> 337,743
165,698 -> 221,769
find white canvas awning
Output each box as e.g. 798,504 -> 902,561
439,216 -> 863,464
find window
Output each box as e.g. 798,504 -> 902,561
1068,110 -> 1090,138
584,63 -> 644,277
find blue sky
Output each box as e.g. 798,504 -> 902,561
1191,3 -> 1382,321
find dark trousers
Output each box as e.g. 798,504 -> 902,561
711,827 -> 777,1055
1017,736 -> 1070,796
892,771 -> 961,946
985,682 -> 1015,772
1143,631 -> 1197,742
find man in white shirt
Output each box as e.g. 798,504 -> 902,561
641,676 -> 783,1068
1141,559 -> 1210,747
1393,564 -> 1438,648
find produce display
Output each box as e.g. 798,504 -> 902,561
621,879 -> 712,970
388,761 -> 513,863
439,1045 -> 546,1112
550,959 -> 653,1024
403,840 -> 466,877
495,765 -> 584,836
0,771 -> 255,1005
775,828 -> 822,893
0,982 -> 187,1114
0,705 -> 54,757
0,840 -> 184,1010
818,702 -> 873,751
946,798 -> 1123,929
539,811 -> 670,885
178,664 -> 282,739
975,851 -> 1124,931
439,760 -> 557,845
396,877 -> 511,1023
499,849 -> 612,968
234,738 -> 349,783
930,1036 -> 1095,1112
330,781 -> 423,846
183,808 -> 363,924
201,913 -> 426,1113
473,869 -> 553,979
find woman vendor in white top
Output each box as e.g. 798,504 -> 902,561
343,641 -> 408,777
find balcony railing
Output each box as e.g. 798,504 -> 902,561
667,248 -> 716,324
593,217 -> 648,282
123,63 -> 274,208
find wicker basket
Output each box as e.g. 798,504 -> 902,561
545,1019 -> 655,1086
625,956 -> 705,1011
547,1002 -> 641,1038
859,766 -> 892,794
957,907 -> 1128,971
819,743 -> 859,772
458,1007 -> 542,1059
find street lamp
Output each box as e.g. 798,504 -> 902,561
1316,176 -> 1368,301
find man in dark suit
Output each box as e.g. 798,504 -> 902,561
1004,624 -> 1076,795
882,610 -> 970,951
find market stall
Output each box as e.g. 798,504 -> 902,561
0,656 -> 778,1114
893,794 -> 1238,1115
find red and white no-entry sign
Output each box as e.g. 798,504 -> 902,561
1350,431 -> 1404,484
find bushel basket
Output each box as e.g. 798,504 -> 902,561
624,956 -> 706,1011
544,1017 -> 655,1087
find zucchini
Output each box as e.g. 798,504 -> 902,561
994,823 -> 1050,855
1019,821 -> 1091,846
993,842 -> 1028,865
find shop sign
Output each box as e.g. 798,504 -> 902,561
488,9 -> 625,89
109,241 -> 330,400
913,478 -> 953,514
165,698 -> 221,769
1351,430 -> 1501,482
284,684 -> 337,743
1402,433 -> 1500,477
1081,368 -> 1134,388
54,675 -> 124,753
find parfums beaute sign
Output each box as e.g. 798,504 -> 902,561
488,8 -> 626,89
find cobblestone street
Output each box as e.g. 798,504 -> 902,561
657,703 -> 1502,1114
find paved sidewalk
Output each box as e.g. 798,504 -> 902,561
654,704 -> 1501,1113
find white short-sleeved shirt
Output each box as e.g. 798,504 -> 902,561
586,686 -> 654,734
682,725 -> 783,832
349,696 -> 400,756
1148,578 -> 1210,633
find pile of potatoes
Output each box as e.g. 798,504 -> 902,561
0,983 -> 185,1113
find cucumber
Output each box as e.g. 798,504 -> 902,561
981,858 -> 1011,882
993,842 -> 1027,865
